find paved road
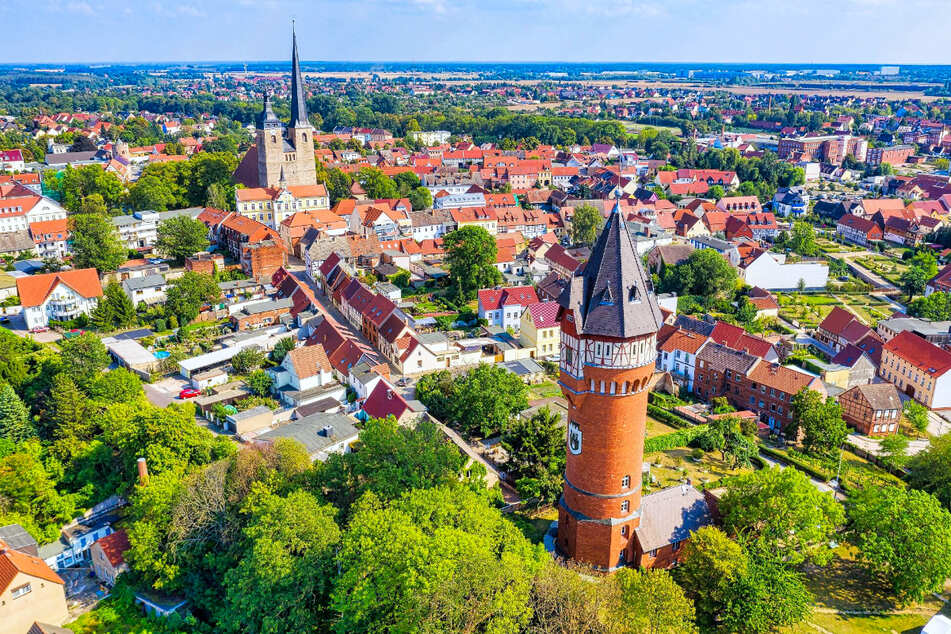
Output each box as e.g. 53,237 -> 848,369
758,450 -> 841,499
143,376 -> 189,408
830,251 -> 898,291
848,433 -> 930,458
289,269 -> 403,378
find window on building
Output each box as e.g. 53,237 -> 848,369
621,525 -> 628,536
622,475 -> 631,488
11,583 -> 31,599
621,500 -> 630,512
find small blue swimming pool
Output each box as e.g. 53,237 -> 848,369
153,350 -> 171,359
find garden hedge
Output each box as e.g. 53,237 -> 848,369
644,424 -> 710,453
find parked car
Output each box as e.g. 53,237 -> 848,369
179,388 -> 201,399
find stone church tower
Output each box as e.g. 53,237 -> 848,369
556,198 -> 665,572
254,24 -> 317,189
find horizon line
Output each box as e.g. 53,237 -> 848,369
3,60 -> 948,68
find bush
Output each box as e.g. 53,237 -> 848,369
691,448 -> 705,460
644,425 -> 710,453
646,403 -> 693,429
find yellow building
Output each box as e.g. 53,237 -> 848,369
519,301 -> 561,358
0,541 -> 69,634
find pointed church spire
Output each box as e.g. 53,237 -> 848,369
278,165 -> 287,189
289,19 -> 310,128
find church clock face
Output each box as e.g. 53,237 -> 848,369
568,422 -> 582,455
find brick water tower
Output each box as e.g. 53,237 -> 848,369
556,200 -> 664,571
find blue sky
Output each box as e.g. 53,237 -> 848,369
5,0 -> 951,64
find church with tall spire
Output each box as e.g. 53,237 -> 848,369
234,23 -> 318,190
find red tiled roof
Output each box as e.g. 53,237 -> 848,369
0,540 -> 64,592
884,330 -> 951,377
94,529 -> 130,568
362,380 -> 411,420
526,301 -> 561,329
16,268 -> 102,308
478,285 -> 539,310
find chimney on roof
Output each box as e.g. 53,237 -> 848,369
137,457 -> 149,486
320,425 -> 335,438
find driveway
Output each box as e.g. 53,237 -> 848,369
144,376 -> 189,408
2,313 -> 63,343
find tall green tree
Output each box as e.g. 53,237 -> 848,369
789,221 -> 818,256
450,363 -> 529,437
220,489 -> 340,633
720,553 -> 812,633
127,174 -> 176,211
501,406 -> 565,503
848,485 -> 951,602
155,215 -> 210,263
59,333 -> 111,387
677,526 -> 748,629
314,417 -> 465,513
443,225 -> 502,301
91,281 -> 137,331
719,467 -> 844,565
0,383 -> 33,442
570,204 -> 604,246
69,213 -> 127,273
357,167 -> 399,199
899,251 -> 939,299
331,486 -> 543,633
903,400 -> 930,436
165,271 -> 221,324
408,186 -> 432,210
612,568 -> 696,634
789,388 -> 848,456
907,433 -> 951,510
43,373 -> 89,447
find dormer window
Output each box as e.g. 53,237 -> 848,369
628,285 -> 639,302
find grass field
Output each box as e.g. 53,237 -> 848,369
644,447 -> 751,490
781,547 -> 947,634
645,416 -> 678,439
776,292 -> 894,328
621,121 -> 683,136
854,254 -> 911,286
528,380 -> 562,400
510,506 -> 558,543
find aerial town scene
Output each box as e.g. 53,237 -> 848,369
3,2 -> 951,633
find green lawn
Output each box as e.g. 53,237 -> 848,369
781,547 -> 945,634
510,506 -> 558,544
528,380 -> 562,400
854,254 -> 910,286
644,447 -> 752,491
775,292 -> 894,328
645,416 -> 678,439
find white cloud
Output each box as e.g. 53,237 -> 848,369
66,1 -> 93,14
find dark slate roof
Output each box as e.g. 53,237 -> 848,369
289,25 -> 310,129
674,313 -> 716,337
0,523 -> 38,556
635,484 -> 714,552
559,200 -> 663,338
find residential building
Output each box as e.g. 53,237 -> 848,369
241,239 -> 286,282
121,274 -> 167,306
741,361 -> 827,432
0,540 -> 68,633
815,307 -> 876,355
839,383 -> 902,436
230,297 -> 294,331
29,219 -> 69,259
17,268 -> 102,330
693,342 -> 759,402
90,529 -> 130,586
879,330 -> 951,409
657,328 -> 707,390
268,344 -> 344,409
478,285 -> 539,331
235,184 -> 330,229
836,214 -> 883,246
255,412 -> 358,461
877,316 -> 951,345
519,301 -> 561,358
866,145 -> 915,167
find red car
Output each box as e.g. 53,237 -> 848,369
179,388 -> 201,399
